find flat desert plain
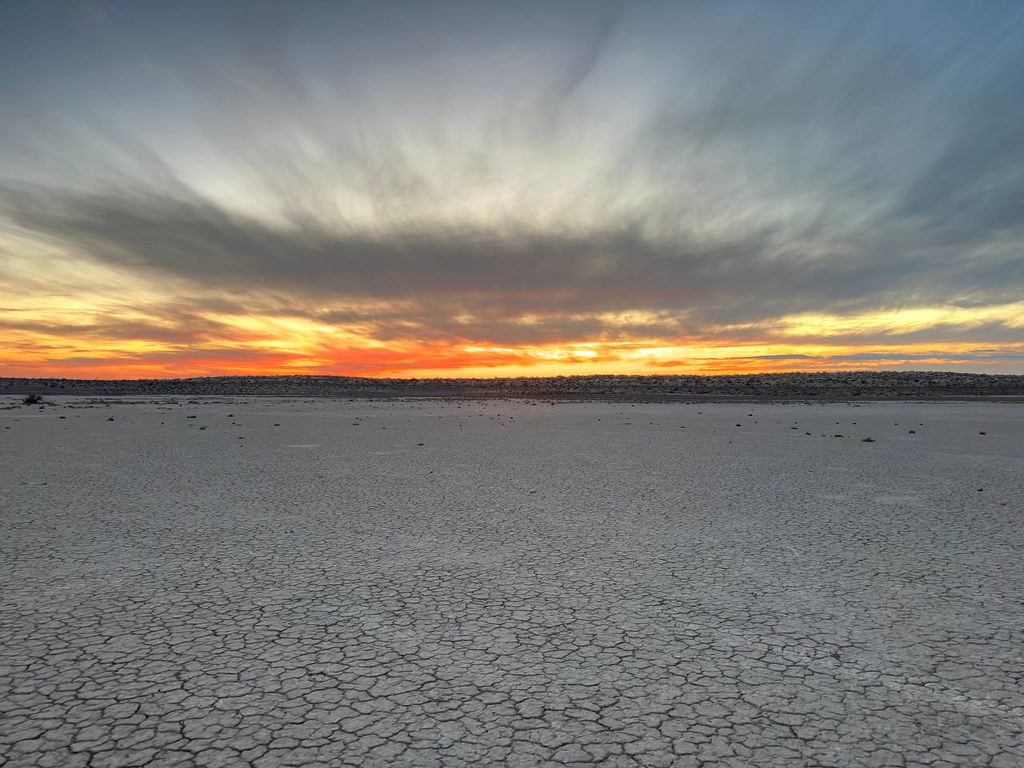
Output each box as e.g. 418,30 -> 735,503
2,397 -> 1022,768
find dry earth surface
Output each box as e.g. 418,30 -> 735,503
2,397 -> 1022,768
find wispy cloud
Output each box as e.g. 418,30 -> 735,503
1,1 -> 1023,376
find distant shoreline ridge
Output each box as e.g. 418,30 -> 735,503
3,371 -> 1024,401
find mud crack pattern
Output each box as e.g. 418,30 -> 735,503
2,399 -> 1023,767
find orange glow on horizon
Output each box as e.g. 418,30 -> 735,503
3,299 -> 1023,379
4,337 -> 1024,379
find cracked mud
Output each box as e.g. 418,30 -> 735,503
2,398 -> 1022,767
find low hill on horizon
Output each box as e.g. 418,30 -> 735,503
3,371 -> 1024,400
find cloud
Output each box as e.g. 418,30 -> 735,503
2,172 -> 1021,347
1,1 -> 1023,372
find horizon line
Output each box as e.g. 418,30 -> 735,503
3,369 -> 1022,383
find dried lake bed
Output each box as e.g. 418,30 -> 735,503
2,397 -> 1022,767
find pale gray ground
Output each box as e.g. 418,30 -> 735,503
1,398 -> 1022,768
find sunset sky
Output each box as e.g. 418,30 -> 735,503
1,1 -> 1023,378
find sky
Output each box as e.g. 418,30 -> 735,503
1,0 -> 1023,379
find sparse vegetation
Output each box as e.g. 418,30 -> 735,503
22,394 -> 42,405
2,371 -> 1023,400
